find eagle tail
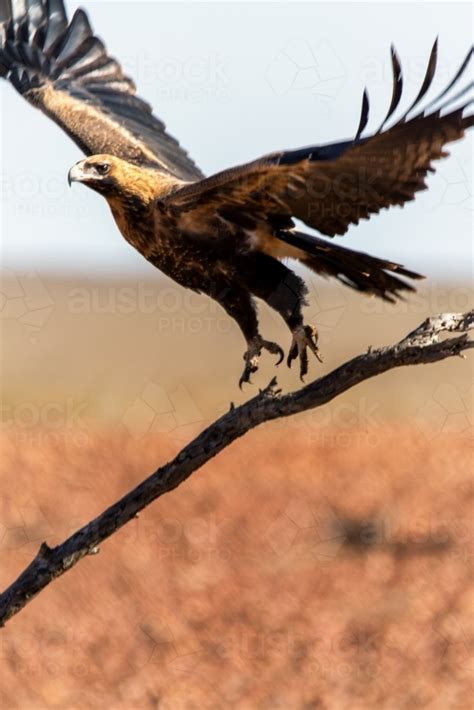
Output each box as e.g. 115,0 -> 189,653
283,230 -> 425,303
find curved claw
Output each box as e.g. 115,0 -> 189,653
239,359 -> 258,389
239,335 -> 285,387
287,324 -> 323,380
262,339 -> 284,366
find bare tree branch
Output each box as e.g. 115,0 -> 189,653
0,310 -> 472,627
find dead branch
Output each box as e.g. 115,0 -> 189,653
0,310 -> 472,627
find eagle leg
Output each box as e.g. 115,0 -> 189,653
239,336 -> 284,389
202,279 -> 283,386
287,325 -> 323,381
233,253 -> 322,381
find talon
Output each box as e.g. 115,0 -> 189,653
262,339 -> 284,366
239,370 -> 254,389
287,341 -> 298,368
239,335 -> 284,386
239,355 -> 258,389
287,324 -> 323,380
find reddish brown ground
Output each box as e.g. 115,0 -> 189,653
0,427 -> 472,708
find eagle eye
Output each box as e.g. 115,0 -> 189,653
95,162 -> 110,176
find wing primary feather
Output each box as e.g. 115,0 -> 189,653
395,37 -> 438,125
43,0 -> 68,53
17,40 -> 41,69
432,86 -> 473,115
1,42 -> 22,65
46,0 -> 68,25
54,9 -> 92,65
421,46 -> 473,114
6,16 -> 16,42
24,0 -> 45,42
17,17 -> 30,42
354,87 -> 369,140
59,37 -> 109,78
0,1 -> 10,26
0,0 -> 204,179
376,44 -> 403,133
55,34 -> 97,70
11,0 -> 27,26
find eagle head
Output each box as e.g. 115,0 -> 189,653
68,155 -> 123,195
67,155 -> 174,206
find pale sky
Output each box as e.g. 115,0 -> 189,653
1,1 -> 472,278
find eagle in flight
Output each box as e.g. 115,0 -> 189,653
1,1 -> 473,385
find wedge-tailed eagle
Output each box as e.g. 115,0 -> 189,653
1,1 -> 472,384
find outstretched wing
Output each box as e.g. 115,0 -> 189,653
164,41 -> 473,236
0,0 -> 203,180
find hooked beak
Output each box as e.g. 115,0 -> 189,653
68,161 -> 87,187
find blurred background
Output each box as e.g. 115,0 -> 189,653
0,1 -> 472,707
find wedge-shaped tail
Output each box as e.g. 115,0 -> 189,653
279,230 -> 424,303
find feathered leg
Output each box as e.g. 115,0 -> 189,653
236,253 -> 322,380
205,279 -> 284,387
